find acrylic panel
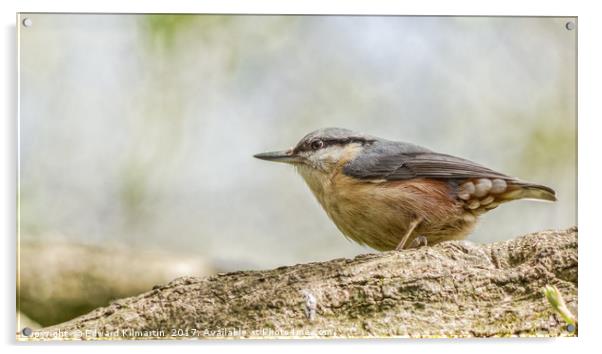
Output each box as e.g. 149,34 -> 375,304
17,14 -> 577,340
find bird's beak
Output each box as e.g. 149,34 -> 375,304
253,148 -> 302,164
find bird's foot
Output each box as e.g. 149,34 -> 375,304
394,217 -> 423,251
408,235 -> 428,249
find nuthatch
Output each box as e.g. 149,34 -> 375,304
254,128 -> 556,251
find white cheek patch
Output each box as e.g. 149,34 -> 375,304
305,143 -> 363,171
317,146 -> 344,160
307,146 -> 343,169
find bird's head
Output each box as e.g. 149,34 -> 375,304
254,128 -> 375,175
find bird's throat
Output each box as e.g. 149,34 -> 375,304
295,165 -> 333,208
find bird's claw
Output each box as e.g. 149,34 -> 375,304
408,235 -> 428,249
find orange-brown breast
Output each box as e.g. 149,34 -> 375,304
320,173 -> 474,251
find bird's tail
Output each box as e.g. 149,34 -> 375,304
501,182 -> 557,202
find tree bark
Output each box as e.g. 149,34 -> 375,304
25,227 -> 577,340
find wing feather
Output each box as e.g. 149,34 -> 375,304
343,142 -> 513,181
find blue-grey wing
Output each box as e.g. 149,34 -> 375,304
343,141 -> 512,181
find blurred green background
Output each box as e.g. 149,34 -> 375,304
18,14 -> 576,326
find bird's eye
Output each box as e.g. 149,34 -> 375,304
310,140 -> 324,150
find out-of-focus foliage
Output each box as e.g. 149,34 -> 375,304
19,14 -> 576,273
146,15 -> 231,50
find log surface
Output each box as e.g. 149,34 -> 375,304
28,227 -> 577,339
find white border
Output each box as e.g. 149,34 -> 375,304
2,0 -> 599,353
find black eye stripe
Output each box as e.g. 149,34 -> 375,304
310,140 -> 324,150
322,138 -> 373,146
295,137 -> 374,153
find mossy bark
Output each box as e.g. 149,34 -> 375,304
24,227 -> 577,340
